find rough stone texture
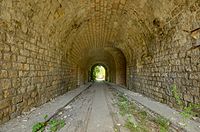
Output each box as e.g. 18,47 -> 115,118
0,0 -> 200,124
0,0 -> 78,124
126,0 -> 200,110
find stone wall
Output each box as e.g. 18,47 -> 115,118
0,0 -> 78,124
128,1 -> 200,110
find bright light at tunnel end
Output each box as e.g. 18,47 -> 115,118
93,65 -> 106,82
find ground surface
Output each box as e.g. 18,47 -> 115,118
0,82 -> 200,132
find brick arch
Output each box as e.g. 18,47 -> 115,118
76,47 -> 126,86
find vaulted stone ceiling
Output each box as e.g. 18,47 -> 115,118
1,0 -> 196,64
8,0 -> 188,64
1,0 -> 199,88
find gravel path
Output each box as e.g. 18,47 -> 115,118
86,83 -> 114,132
59,82 -> 116,132
1,82 -> 199,132
0,83 -> 92,132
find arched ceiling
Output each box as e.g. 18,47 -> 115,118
7,0 -> 195,66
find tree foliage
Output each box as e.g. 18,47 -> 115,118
92,66 -> 101,81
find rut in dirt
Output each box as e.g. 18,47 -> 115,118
46,82 -> 182,132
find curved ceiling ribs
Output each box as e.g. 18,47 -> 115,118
30,0 -> 186,85
49,0 -> 155,85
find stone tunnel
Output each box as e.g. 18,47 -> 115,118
0,0 -> 200,130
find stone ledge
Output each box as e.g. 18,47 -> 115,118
110,83 -> 200,132
0,83 -> 92,132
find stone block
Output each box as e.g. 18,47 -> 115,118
17,56 -> 26,63
0,70 -> 8,78
184,94 -> 193,102
3,89 -> 16,98
0,99 -> 10,110
12,95 -> 23,104
3,52 -> 11,61
0,79 -> 11,89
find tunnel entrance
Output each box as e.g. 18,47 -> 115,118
91,64 -> 107,82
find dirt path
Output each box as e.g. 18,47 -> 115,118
86,83 -> 114,132
57,82 -> 183,132
59,82 -> 115,132
1,82 -> 196,132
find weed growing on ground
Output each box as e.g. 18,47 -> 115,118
171,84 -> 183,106
49,119 -> 65,132
180,104 -> 200,119
118,101 -> 129,116
32,115 -> 65,132
124,115 -> 148,132
117,93 -> 148,132
154,116 -> 170,132
171,84 -> 200,120
138,110 -> 148,120
32,115 -> 49,132
32,122 -> 46,132
116,93 -> 172,132
124,119 -> 138,131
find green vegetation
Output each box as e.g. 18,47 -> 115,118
181,104 -> 195,119
171,84 -> 182,106
116,93 -> 171,132
171,84 -> 200,120
117,94 -> 130,116
32,122 -> 46,132
92,65 -> 106,81
49,119 -> 65,132
154,116 -> 170,132
117,93 -> 148,132
92,66 -> 100,81
32,115 -> 48,132
180,104 -> 200,119
124,121 -> 147,132
32,115 -> 65,132
138,110 -> 148,120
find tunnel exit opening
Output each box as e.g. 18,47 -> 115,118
91,64 -> 107,82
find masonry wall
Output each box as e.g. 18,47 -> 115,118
0,1 -> 78,124
128,1 -> 200,113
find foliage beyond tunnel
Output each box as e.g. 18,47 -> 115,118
92,65 -> 106,81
